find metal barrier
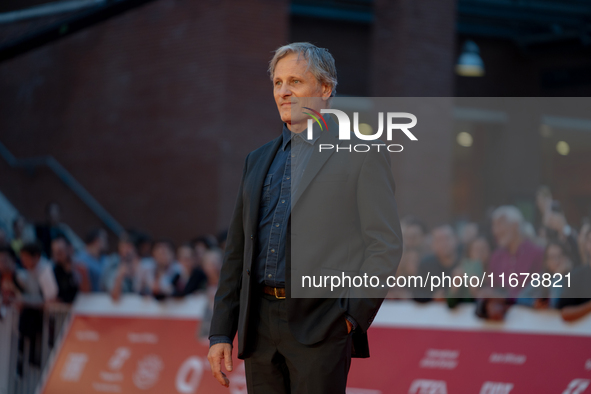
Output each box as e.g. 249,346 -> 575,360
0,306 -> 18,394
1,303 -> 71,394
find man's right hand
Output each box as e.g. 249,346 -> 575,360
207,343 -> 233,387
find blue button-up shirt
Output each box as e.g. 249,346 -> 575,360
254,123 -> 320,287
254,126 -> 291,287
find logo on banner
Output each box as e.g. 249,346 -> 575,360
489,353 -> 526,365
419,349 -> 459,370
408,379 -> 447,394
133,355 -> 164,390
480,381 -> 514,394
107,347 -> 131,370
60,353 -> 89,382
98,347 -> 131,383
175,356 -> 205,394
303,108 -> 417,153
562,379 -> 590,394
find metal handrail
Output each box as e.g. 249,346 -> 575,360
0,0 -> 159,63
0,0 -> 106,25
0,140 -> 124,236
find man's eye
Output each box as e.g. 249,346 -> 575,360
293,80 -> 300,84
275,81 -> 282,86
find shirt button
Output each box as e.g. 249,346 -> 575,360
275,223 -> 280,227
271,249 -> 275,253
292,154 -> 295,157
286,176 -> 290,180
268,274 -> 272,278
281,200 -> 285,203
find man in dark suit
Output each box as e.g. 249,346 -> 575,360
207,42 -> 402,393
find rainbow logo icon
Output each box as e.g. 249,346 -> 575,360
302,107 -> 328,131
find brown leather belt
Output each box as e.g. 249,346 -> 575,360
262,285 -> 286,299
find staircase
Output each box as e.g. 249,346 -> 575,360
0,140 -> 123,246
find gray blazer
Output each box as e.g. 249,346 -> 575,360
210,116 -> 402,359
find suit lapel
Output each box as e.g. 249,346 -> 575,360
247,135 -> 283,235
291,117 -> 340,208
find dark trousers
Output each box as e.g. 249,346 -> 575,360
245,293 -> 352,394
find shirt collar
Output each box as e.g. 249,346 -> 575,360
281,116 -> 325,151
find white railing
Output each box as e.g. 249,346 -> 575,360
1,303 -> 72,394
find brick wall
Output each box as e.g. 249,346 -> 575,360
370,0 -> 457,226
0,0 -> 289,242
0,0 -> 460,242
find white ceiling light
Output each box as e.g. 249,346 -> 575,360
457,132 -> 473,147
456,40 -> 485,77
556,141 -> 570,155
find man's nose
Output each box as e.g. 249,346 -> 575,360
278,84 -> 292,98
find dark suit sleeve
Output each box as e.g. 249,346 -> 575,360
209,154 -> 249,340
347,147 -> 403,333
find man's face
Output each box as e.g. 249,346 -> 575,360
20,252 -> 39,270
431,226 -> 457,260
153,243 -> 174,268
402,224 -> 424,250
460,223 -> 479,245
273,52 -> 331,132
536,191 -> 552,213
492,217 -> 518,248
51,239 -> 71,264
545,244 -> 571,274
202,250 -> 222,284
118,241 -> 136,261
194,241 -> 207,260
177,246 -> 195,269
469,237 -> 490,263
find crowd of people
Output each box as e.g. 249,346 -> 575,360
391,186 -> 591,323
0,202 -> 226,364
1,204 -> 225,308
1,185 -> 590,364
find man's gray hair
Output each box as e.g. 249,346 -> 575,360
268,42 -> 338,97
492,205 -> 524,226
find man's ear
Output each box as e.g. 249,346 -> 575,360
321,82 -> 332,101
